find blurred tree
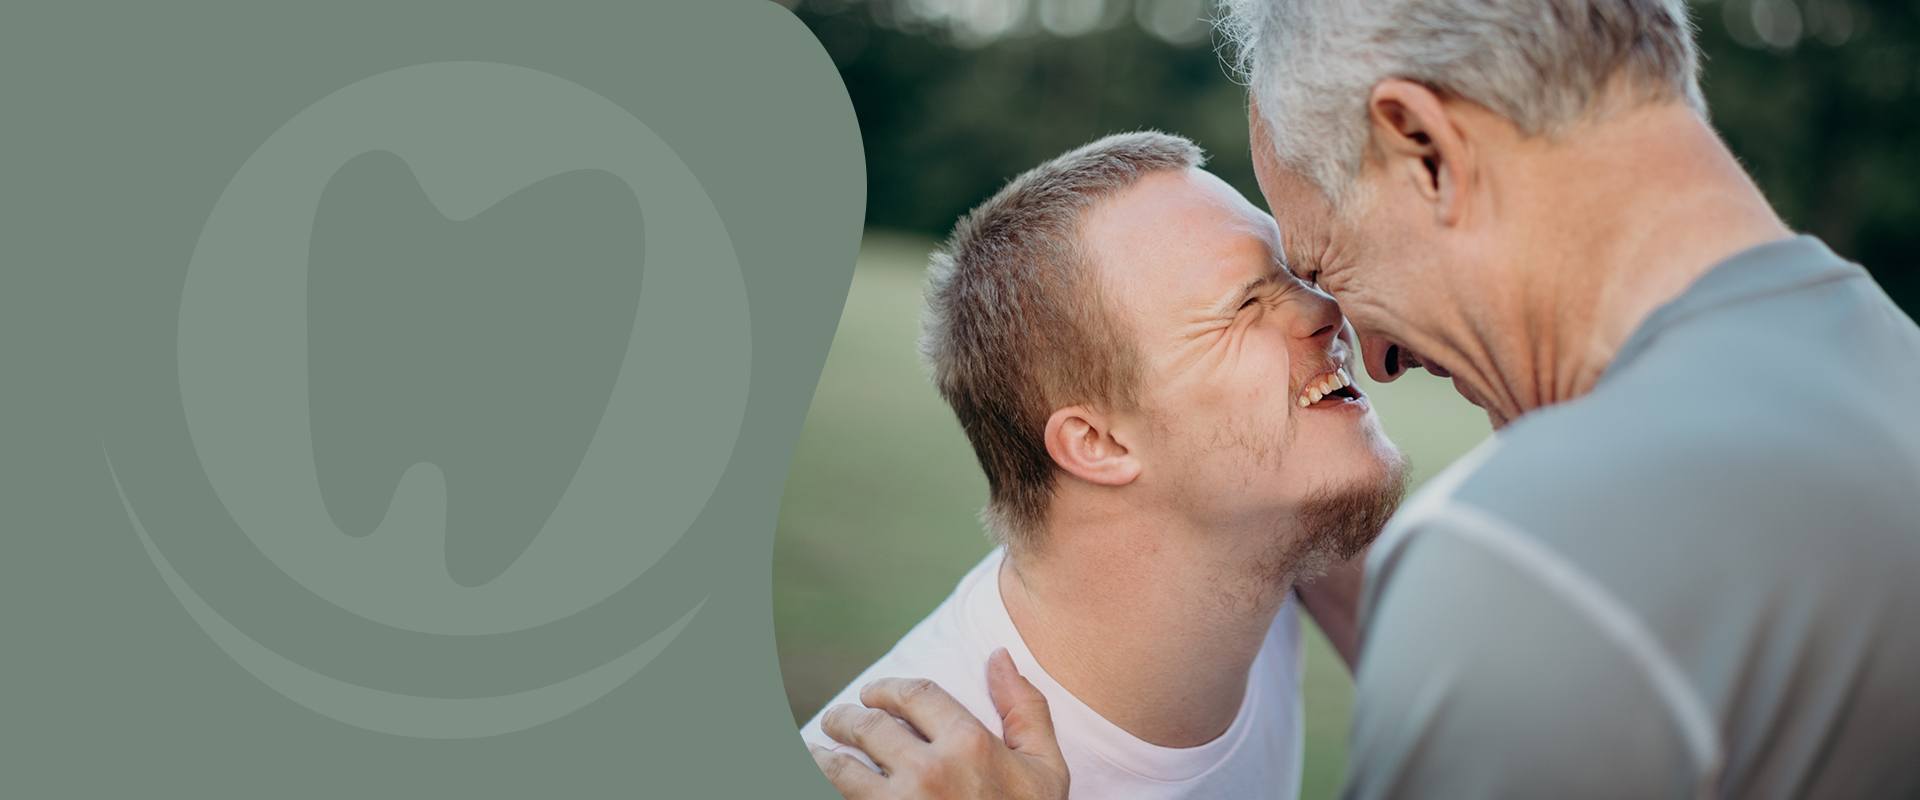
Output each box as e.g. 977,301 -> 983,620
792,0 -> 1916,311
1695,0 -> 1918,309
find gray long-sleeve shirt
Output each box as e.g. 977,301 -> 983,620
1345,237 -> 1920,799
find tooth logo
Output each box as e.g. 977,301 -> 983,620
104,61 -> 748,738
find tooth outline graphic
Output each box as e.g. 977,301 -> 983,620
107,61 -> 745,737
108,450 -> 704,740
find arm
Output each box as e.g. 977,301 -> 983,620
811,648 -> 1069,800
1343,516 -> 1713,799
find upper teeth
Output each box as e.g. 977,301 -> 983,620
1297,368 -> 1354,407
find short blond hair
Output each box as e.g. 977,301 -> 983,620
922,131 -> 1206,549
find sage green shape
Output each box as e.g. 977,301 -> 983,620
173,61 -> 747,638
3,1 -> 861,797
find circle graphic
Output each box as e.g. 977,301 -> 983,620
111,61 -> 747,737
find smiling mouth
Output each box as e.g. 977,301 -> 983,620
1297,367 -> 1365,408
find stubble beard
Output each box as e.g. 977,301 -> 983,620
1154,405 -> 1408,597
1259,451 -> 1410,588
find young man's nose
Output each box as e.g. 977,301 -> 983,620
1287,284 -> 1344,342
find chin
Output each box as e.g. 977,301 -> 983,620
1309,437 -> 1407,517
1303,410 -> 1400,476
1257,447 -> 1408,584
1326,451 -> 1403,498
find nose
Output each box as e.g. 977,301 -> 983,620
1360,333 -> 1407,383
1287,281 -> 1343,344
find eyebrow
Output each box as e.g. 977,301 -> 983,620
1219,274 -> 1279,315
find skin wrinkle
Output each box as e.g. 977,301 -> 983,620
1163,279 -> 1347,483
993,164 -> 1404,749
1251,70 -> 1789,431
1270,93 -> 1557,427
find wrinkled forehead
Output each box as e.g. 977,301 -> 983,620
1080,168 -> 1285,331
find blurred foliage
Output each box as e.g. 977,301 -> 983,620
791,0 -> 1916,310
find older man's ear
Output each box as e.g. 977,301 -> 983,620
1365,78 -> 1475,229
1043,406 -> 1142,487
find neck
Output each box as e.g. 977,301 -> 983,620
999,493 -> 1288,748
1480,100 -> 1793,422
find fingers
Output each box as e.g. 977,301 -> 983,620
821,703 -> 925,771
859,676 -> 981,741
810,744 -> 884,798
987,648 -> 1062,759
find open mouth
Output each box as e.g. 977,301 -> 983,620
1297,367 -> 1365,409
1386,343 -> 1449,379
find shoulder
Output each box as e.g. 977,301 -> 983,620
1463,379 -> 1770,501
1437,343 -> 1919,595
797,620 -> 1002,755
1349,506 -> 1720,798
799,551 -> 1010,748
1486,272 -> 1920,521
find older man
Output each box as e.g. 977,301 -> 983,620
818,1 -> 1920,798
804,132 -> 1405,799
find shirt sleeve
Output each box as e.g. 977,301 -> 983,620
1341,511 -> 1714,800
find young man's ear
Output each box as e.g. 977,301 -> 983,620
1366,79 -> 1472,227
1043,406 -> 1141,487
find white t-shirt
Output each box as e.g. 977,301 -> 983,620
800,547 -> 1305,800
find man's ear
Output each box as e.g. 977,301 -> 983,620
1042,406 -> 1141,487
1366,79 -> 1472,227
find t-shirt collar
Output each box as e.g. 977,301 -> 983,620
1603,235 -> 1863,384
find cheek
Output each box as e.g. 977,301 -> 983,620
1171,337 -> 1298,447
1335,284 -> 1393,340
1236,335 -> 1304,436
1325,245 -> 1416,339
1318,271 -> 1381,337
1243,328 -> 1297,392
1348,205 -> 1440,294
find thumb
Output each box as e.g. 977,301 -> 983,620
987,648 -> 1062,760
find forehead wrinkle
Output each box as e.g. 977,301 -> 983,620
1274,215 -> 1350,294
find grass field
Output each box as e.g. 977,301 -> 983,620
773,230 -> 1492,799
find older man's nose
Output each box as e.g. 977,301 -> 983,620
1361,334 -> 1407,383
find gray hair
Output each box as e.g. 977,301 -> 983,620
922,131 -> 1205,550
1218,0 -> 1706,208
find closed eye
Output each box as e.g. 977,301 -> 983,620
1225,275 -> 1282,317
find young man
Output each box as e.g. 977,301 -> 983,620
819,2 -> 1920,798
802,132 -> 1404,799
